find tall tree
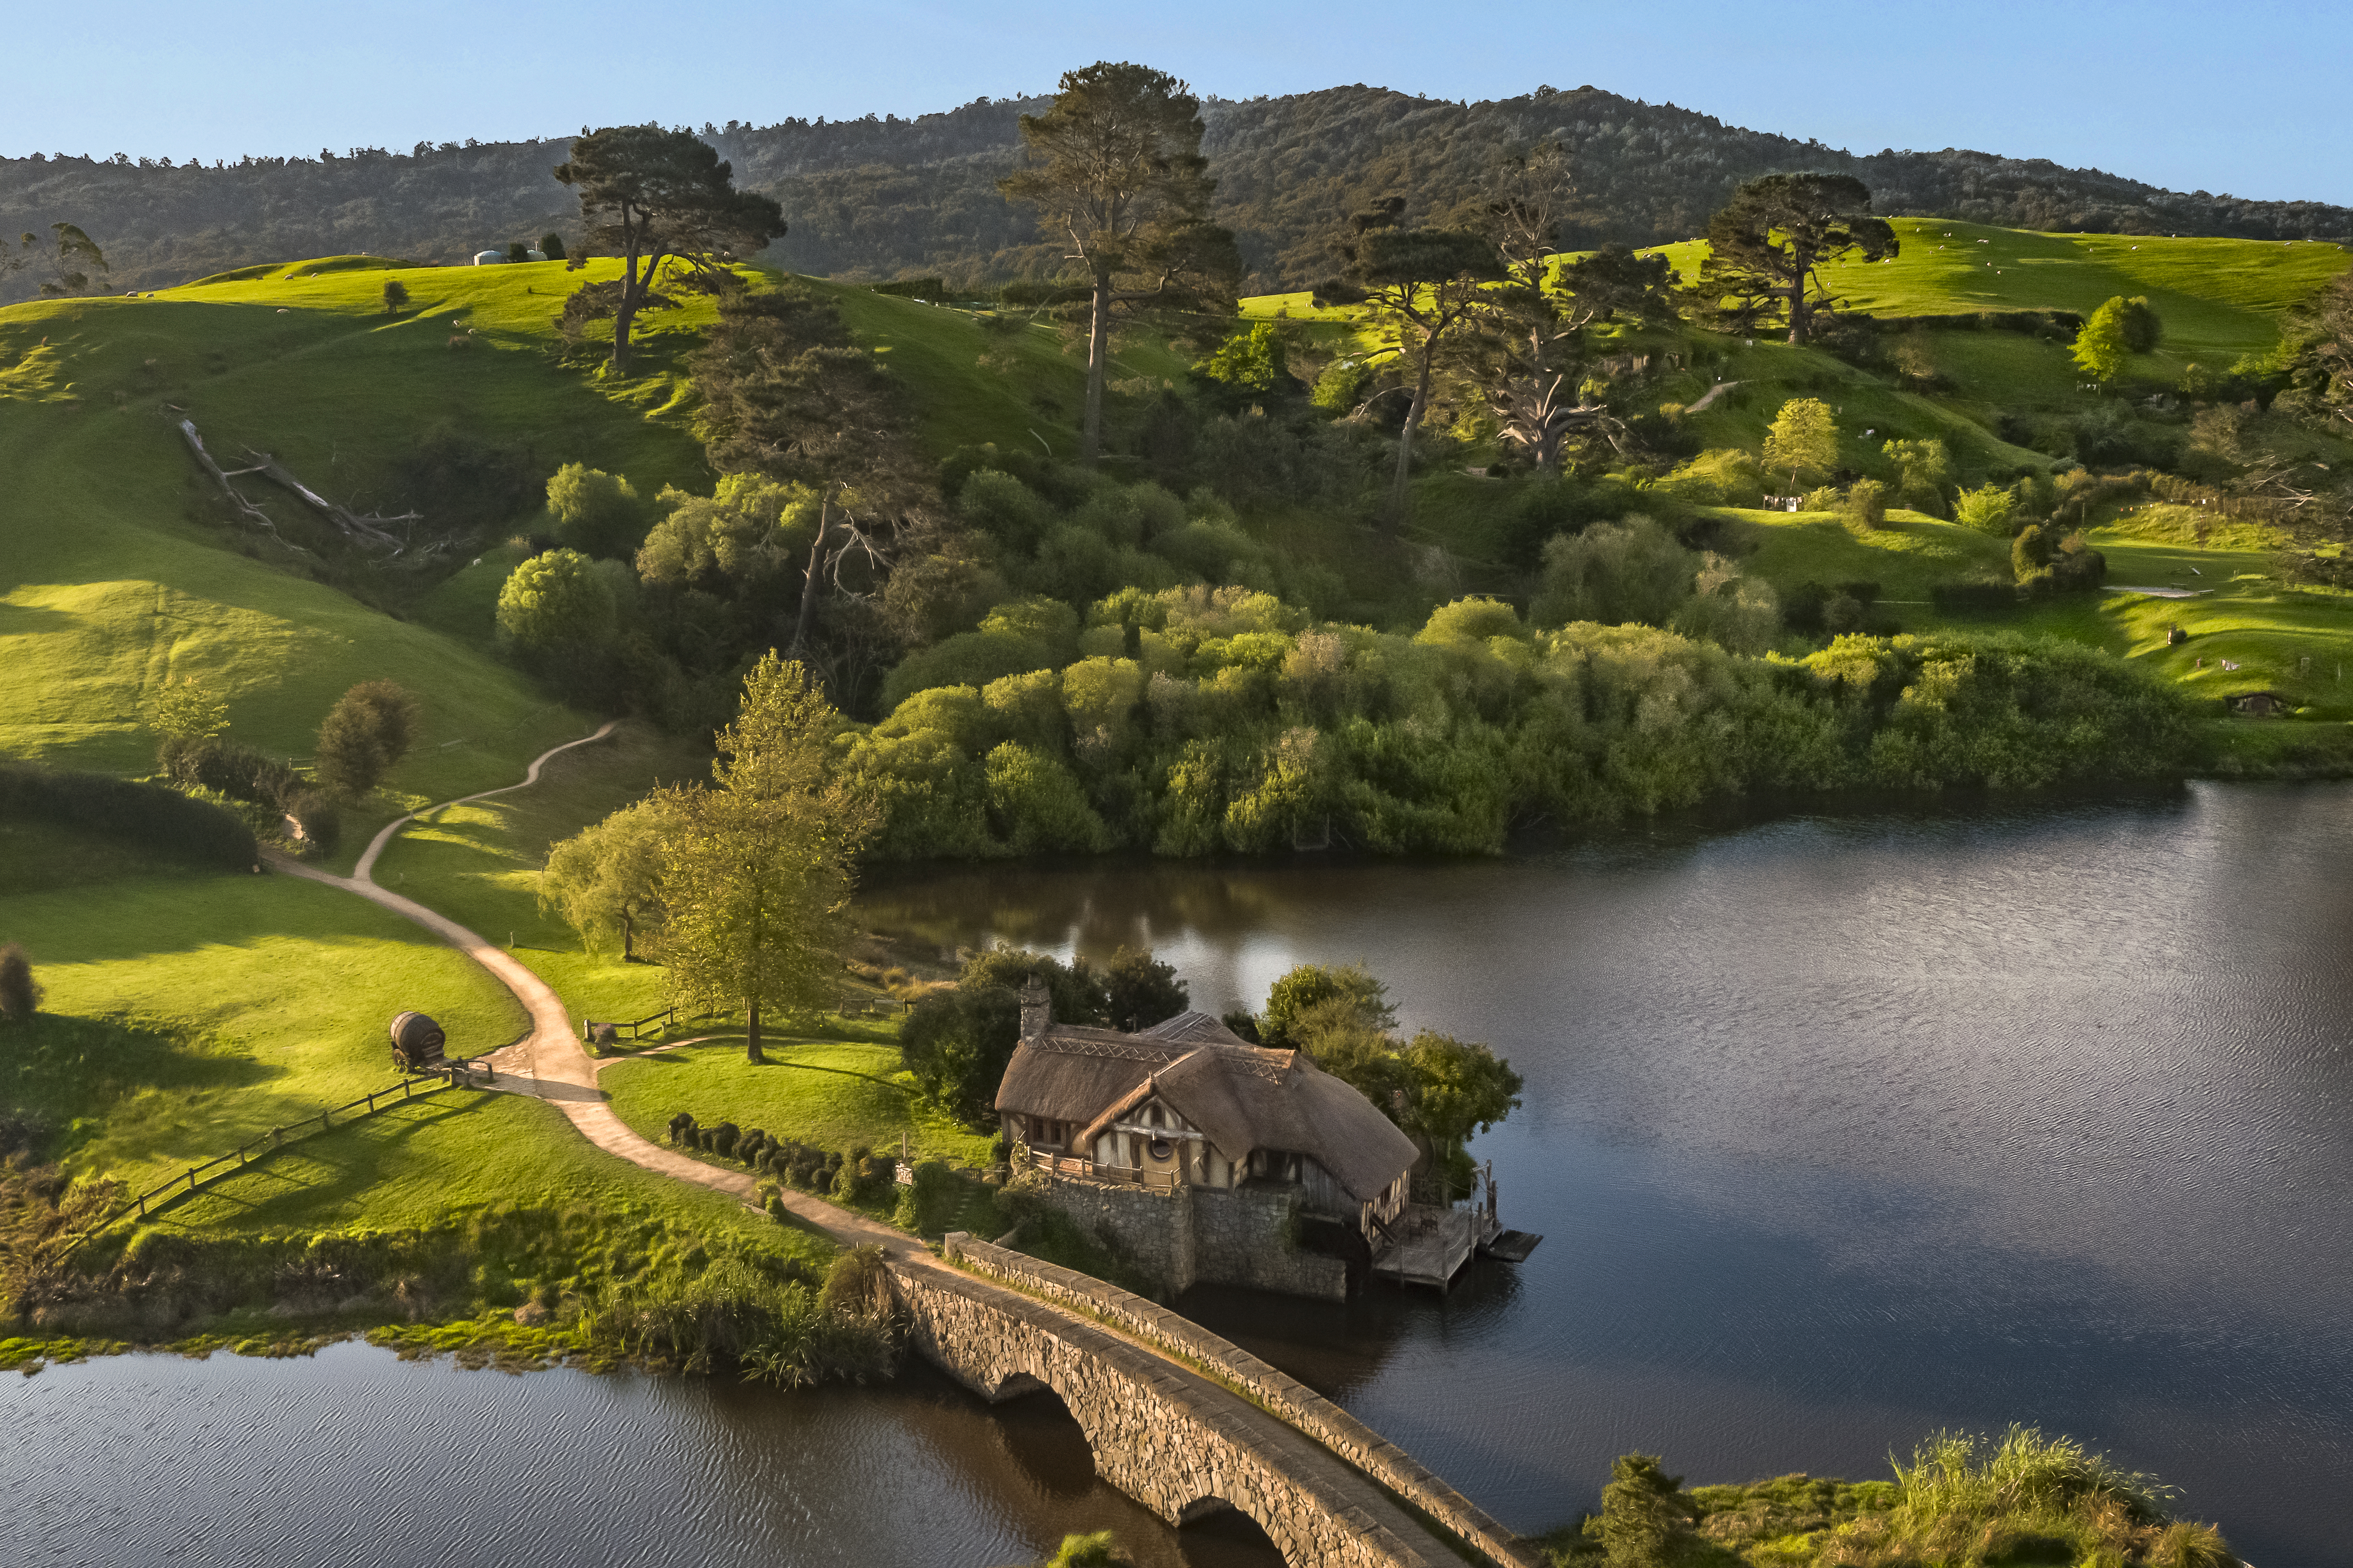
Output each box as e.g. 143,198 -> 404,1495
999,61 -> 1241,466
541,796 -> 676,962
1468,150 -> 1676,471
1694,174 -> 1896,344
1318,202 -> 1503,519
660,654 -> 877,1063
1763,397 -> 1839,489
2072,297 -> 2133,388
4,223 -> 107,298
312,680 -> 420,802
553,125 -> 787,372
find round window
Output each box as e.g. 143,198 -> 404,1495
1148,1138 -> 1173,1161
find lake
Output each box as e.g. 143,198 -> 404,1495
8,781 -> 2347,1566
860,780 -> 2353,1567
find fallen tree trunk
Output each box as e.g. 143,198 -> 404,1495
239,446 -> 417,553
177,420 -> 313,556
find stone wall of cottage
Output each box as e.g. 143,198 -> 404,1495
1025,1169 -> 1348,1302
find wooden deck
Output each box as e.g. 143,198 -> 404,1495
1368,1204 -> 1483,1290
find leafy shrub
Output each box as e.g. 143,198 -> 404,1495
1531,516 -> 1696,628
0,762 -> 256,869
161,736 -> 298,808
1953,483 -> 2017,534
1844,477 -> 1888,531
311,680 -> 420,803
495,548 -> 617,657
0,943 -> 41,1024
579,1255 -> 895,1387
285,790 -> 341,853
545,463 -> 649,560
891,1160 -> 967,1233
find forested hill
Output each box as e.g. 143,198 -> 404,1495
7,82 -> 2348,300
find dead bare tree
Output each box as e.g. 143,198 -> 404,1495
177,419 -> 420,554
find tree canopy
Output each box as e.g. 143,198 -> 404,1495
1763,397 -> 1840,488
1318,202 -> 1502,518
541,796 -> 676,962
999,61 -> 1240,465
496,547 -> 617,653
659,654 -> 877,1062
553,125 -> 786,370
312,680 -> 419,803
2072,297 -> 2134,385
1694,173 -> 1897,344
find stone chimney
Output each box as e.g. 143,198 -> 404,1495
1018,976 -> 1053,1041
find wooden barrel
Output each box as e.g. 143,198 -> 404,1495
389,1011 -> 447,1068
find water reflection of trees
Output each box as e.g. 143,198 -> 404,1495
858,860 -> 1294,961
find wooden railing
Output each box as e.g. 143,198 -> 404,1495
123,1064 -> 491,1222
1021,1146 -> 1181,1191
582,1005 -> 675,1044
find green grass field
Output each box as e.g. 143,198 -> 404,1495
366,716 -> 710,1030
0,257 -> 719,789
603,1037 -> 993,1168
1648,219 -> 2346,362
1722,506 -> 2014,606
0,838 -> 525,1191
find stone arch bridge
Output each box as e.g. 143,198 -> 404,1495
892,1237 -> 1541,1568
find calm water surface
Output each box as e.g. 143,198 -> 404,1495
6,783 -> 2347,1566
863,781 -> 2353,1568
1,1344 -> 1283,1567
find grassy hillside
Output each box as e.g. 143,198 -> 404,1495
0,822 -> 525,1191
0,258 -> 710,789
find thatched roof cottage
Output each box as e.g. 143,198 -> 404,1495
997,979 -> 1417,1251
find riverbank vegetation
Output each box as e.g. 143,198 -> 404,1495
1537,1429 -> 2238,1567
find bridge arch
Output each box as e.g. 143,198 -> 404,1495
894,1260 -> 1452,1567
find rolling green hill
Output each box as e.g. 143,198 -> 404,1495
0,258 -> 714,790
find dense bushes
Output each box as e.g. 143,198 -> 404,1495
159,735 -> 298,808
1539,1427 -> 2238,1568
845,591 -> 2201,861
901,947 -> 1187,1124
0,762 -> 256,870
0,943 -> 39,1024
578,1251 -> 895,1387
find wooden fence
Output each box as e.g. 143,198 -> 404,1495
582,1005 -> 676,1044
124,1063 -> 492,1223
1023,1146 -> 1182,1191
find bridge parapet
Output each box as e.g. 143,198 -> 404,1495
930,1234 -> 1542,1568
895,1256 -> 1447,1566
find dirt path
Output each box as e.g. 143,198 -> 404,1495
264,734 -> 1515,1562
269,726 -> 918,1259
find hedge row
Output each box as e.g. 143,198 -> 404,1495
0,761 -> 257,869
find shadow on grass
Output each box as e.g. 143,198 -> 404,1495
6,1013 -> 273,1153
0,866 -> 477,968
148,1092 -> 491,1230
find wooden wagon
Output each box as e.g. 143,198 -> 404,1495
389,1011 -> 448,1074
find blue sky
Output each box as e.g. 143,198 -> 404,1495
14,0 -> 2347,206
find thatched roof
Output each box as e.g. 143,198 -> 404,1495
996,1009 -> 1417,1203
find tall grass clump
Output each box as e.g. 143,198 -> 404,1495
1535,1426 -> 2238,1567
579,1251 -> 897,1386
